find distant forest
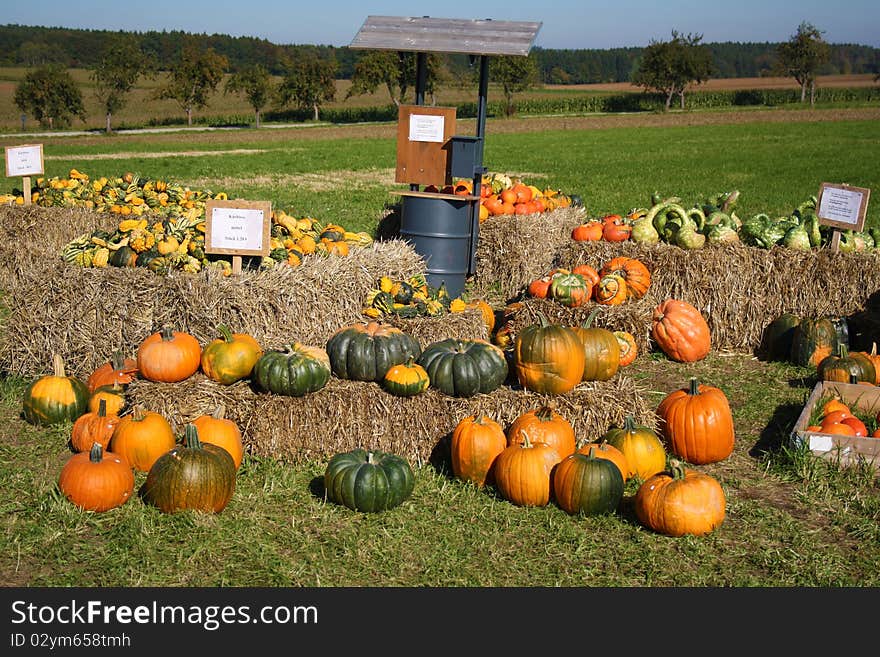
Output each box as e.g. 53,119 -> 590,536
1,24 -> 878,83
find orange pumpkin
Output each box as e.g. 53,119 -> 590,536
467,300 -> 496,334
601,216 -> 632,242
614,331 -> 638,367
507,404 -> 576,464
70,398 -> 121,452
86,351 -> 138,393
656,377 -> 735,465
571,221 -> 604,242
514,314 -> 585,395
200,325 -> 263,385
600,257 -> 651,300
88,382 -> 126,416
594,273 -> 628,306
137,326 -> 202,383
634,459 -> 726,536
109,406 -> 176,472
651,299 -> 711,362
57,442 -> 134,512
527,276 -> 552,299
570,308 -> 620,382
492,433 -> 559,507
602,415 -> 667,481
450,414 -> 507,488
191,404 -> 244,469
571,264 -> 600,288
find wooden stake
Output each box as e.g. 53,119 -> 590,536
232,255 -> 242,275
22,176 -> 31,206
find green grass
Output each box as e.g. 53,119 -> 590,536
1,110 -> 879,587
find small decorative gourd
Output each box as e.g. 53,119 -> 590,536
22,354 -> 90,426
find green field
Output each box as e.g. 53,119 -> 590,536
1,107 -> 879,588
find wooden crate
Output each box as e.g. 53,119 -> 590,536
789,381 -> 880,469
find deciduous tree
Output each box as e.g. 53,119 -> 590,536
276,55 -> 337,121
225,63 -> 274,128
91,37 -> 155,133
489,54 -> 539,117
13,64 -> 86,129
632,31 -> 712,110
776,21 -> 830,105
154,38 -> 228,126
346,51 -> 444,105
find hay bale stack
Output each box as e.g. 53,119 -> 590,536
469,207 -> 587,302
524,240 -> 880,353
125,372 -> 655,466
0,238 -> 427,379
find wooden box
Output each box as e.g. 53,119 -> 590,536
789,381 -> 880,469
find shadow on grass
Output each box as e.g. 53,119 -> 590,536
750,400 -> 807,458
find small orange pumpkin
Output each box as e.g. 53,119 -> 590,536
507,404 -> 576,464
87,351 -> 139,393
492,432 -> 559,507
191,404 -> 244,469
594,273 -> 628,306
137,326 -> 202,383
450,414 -> 507,488
600,257 -> 651,300
57,442 -> 134,512
634,459 -> 726,536
614,331 -> 638,367
70,398 -> 121,453
109,406 -> 176,472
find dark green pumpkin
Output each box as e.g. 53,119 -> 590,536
790,317 -> 839,368
552,447 -> 624,516
323,448 -> 415,513
326,321 -> 421,382
817,344 -> 876,383
416,338 -> 508,397
252,343 -> 331,397
110,244 -> 138,268
760,312 -> 801,361
142,423 -> 236,514
22,354 -> 90,426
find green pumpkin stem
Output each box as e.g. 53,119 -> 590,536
623,414 -> 637,433
520,429 -> 534,449
217,324 -> 234,343
582,307 -> 603,329
535,404 -> 556,422
688,377 -> 700,396
184,423 -> 202,450
160,326 -> 176,341
89,442 -> 104,463
97,398 -> 107,417
668,458 -> 686,480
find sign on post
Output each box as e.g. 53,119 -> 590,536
816,182 -> 871,252
204,199 -> 272,274
4,144 -> 44,206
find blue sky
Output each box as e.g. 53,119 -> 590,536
4,0 -> 879,49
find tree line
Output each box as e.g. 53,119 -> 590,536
9,22 -> 878,130
2,23 -> 877,82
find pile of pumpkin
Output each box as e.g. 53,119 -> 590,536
762,312 -> 880,386
362,274 -> 477,319
804,397 -> 880,439
448,373 -> 734,536
527,256 -> 651,307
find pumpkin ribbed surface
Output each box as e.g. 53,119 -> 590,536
552,449 -> 624,516
326,322 -> 421,382
656,377 -> 735,465
634,461 -> 726,536
651,299 -> 711,362
252,343 -> 331,397
323,448 -> 414,513
22,354 -> 90,426
417,339 -> 507,397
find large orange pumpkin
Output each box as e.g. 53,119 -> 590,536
600,257 -> 651,300
651,299 -> 711,362
514,314 -> 585,395
656,377 -> 735,465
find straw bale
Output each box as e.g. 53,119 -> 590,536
468,207 -> 587,302
507,240 -> 880,354
125,370 -> 655,466
0,231 -> 426,378
385,308 -> 489,344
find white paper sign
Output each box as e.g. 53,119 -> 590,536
808,434 -> 833,452
209,206 -> 266,251
408,114 -> 445,143
5,144 -> 44,177
818,186 -> 864,226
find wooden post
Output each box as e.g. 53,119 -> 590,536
829,230 -> 841,253
232,255 -> 242,275
22,175 -> 31,206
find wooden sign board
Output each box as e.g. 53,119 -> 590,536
816,182 -> 871,232
204,199 -> 272,258
4,143 -> 44,178
395,105 -> 456,186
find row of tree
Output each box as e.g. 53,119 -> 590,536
2,22 -> 877,82
11,22 -> 872,131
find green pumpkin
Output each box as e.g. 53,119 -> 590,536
549,272 -> 590,308
552,448 -> 624,516
142,424 -> 236,514
22,354 -> 90,426
817,344 -> 876,384
252,343 -> 331,397
326,321 -> 421,382
324,448 -> 415,513
416,338 -> 508,397
790,317 -> 839,368
760,313 -> 801,361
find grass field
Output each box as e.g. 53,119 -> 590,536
0,102 -> 879,589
